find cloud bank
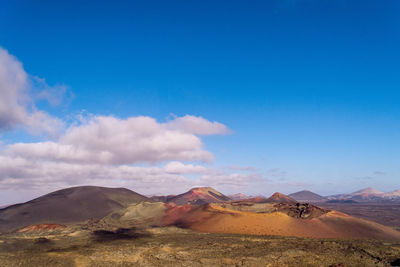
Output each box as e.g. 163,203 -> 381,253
0,113 -> 261,195
6,115 -> 227,165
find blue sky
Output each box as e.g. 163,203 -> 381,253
0,0 -> 399,202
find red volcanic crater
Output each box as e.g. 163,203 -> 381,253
165,187 -> 231,205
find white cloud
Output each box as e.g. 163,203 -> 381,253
164,161 -> 207,174
6,115 -> 228,164
0,111 -> 257,199
0,47 -> 64,136
166,115 -> 231,135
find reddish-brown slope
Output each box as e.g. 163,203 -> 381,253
166,187 -> 231,205
168,203 -> 400,241
163,204 -> 195,225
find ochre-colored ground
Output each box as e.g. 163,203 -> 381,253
175,204 -> 400,241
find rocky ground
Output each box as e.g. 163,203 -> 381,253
0,226 -> 400,267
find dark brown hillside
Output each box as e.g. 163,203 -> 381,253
0,186 -> 150,233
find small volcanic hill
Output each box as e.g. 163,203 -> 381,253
173,203 -> 400,241
234,193 -> 295,204
0,186 -> 150,233
265,192 -> 297,204
165,187 -> 231,205
289,190 -> 327,203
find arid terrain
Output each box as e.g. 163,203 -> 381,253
1,186 -> 400,266
1,226 -> 400,267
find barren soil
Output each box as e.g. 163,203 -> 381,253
0,227 -> 400,267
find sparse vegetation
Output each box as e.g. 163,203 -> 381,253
0,227 -> 399,266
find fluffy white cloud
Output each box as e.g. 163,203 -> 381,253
0,110 -> 258,199
0,47 -> 64,136
6,115 -> 231,164
166,115 -> 231,135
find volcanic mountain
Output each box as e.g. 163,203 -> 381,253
161,187 -> 231,205
265,192 -> 297,204
229,193 -> 296,204
0,186 -> 150,233
289,190 -> 327,203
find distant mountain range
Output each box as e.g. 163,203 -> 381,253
225,187 -> 400,204
327,187 -> 400,202
287,187 -> 400,203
